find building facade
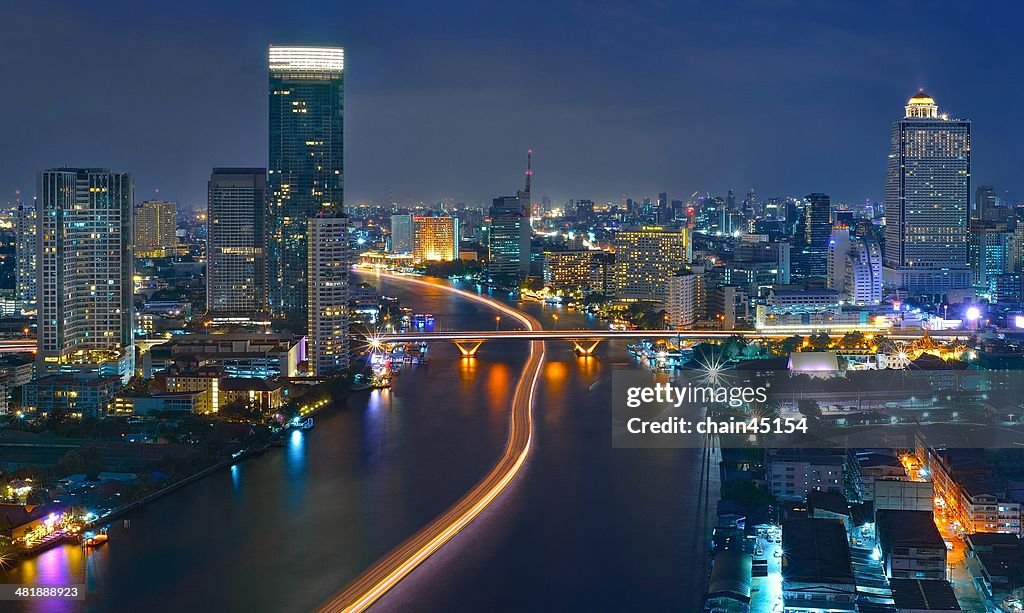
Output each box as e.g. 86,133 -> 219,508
134,199 -> 178,257
883,92 -> 971,299
267,46 -> 345,320
307,213 -> 350,377
543,250 -> 594,294
488,195 -> 530,284
412,215 -> 458,262
666,271 -> 701,329
37,168 -> 134,378
390,214 -> 413,254
14,203 -> 37,308
207,168 -> 268,316
612,226 -> 690,303
792,193 -> 832,282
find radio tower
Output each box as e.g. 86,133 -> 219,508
523,149 -> 533,215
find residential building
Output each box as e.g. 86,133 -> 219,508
21,374 -> 123,419
14,203 -> 37,308
307,212 -> 350,376
666,271 -> 700,329
768,449 -> 848,500
207,168 -> 268,316
135,199 -> 178,257
876,510 -> 947,580
36,168 -> 134,381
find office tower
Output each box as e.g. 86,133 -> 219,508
308,212 -> 350,376
792,193 -> 832,282
657,192 -> 669,224
135,199 -> 178,257
15,202 -> 37,308
412,215 -> 459,261
666,271 -> 700,328
488,195 -> 530,283
488,154 -> 533,284
390,214 -> 413,253
37,168 -> 134,379
974,185 -> 997,224
268,46 -> 345,320
883,92 -> 971,299
726,190 -> 736,212
207,168 -> 268,316
969,225 -> 1012,294
612,226 -> 690,303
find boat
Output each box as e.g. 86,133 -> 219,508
83,529 -> 109,547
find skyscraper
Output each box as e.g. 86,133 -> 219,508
792,193 -> 832,282
37,168 -> 134,380
15,202 -> 37,309
883,92 -> 971,299
135,199 -> 178,257
487,153 -> 533,284
268,46 -> 345,322
308,212 -> 350,377
207,168 -> 267,317
390,214 -> 413,254
974,185 -> 999,224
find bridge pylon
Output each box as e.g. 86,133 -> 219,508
453,340 -> 484,357
570,339 -> 601,356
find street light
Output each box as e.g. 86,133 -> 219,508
495,315 -> 501,330
552,313 -> 558,330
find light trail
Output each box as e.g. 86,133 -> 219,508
319,272 -> 545,613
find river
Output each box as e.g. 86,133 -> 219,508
3,272 -> 719,612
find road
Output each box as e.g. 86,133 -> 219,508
319,273 -> 546,612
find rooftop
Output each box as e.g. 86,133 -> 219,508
889,578 -> 960,611
876,510 -> 944,550
782,518 -> 854,584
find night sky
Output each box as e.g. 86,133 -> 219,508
2,0 -> 1023,209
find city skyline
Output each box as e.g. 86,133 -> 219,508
2,2 -> 1024,209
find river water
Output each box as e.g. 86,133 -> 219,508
3,272 -> 719,612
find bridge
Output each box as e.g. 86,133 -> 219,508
371,329 -> 973,357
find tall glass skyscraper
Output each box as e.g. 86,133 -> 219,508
792,193 -> 833,282
268,46 -> 345,323
37,168 -> 134,380
883,92 -> 971,299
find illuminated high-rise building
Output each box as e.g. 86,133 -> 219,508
412,215 -> 459,262
487,153 -> 533,284
883,91 -> 971,299
390,214 -> 413,253
268,46 -> 345,321
135,199 -> 178,257
308,212 -> 350,377
792,193 -> 832,282
15,201 -> 37,308
612,225 -> 690,303
37,168 -> 134,380
207,168 -> 267,316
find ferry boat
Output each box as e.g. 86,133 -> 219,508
83,529 -> 109,547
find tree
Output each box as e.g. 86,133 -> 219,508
797,399 -> 822,421
780,335 -> 804,355
809,333 -> 832,351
